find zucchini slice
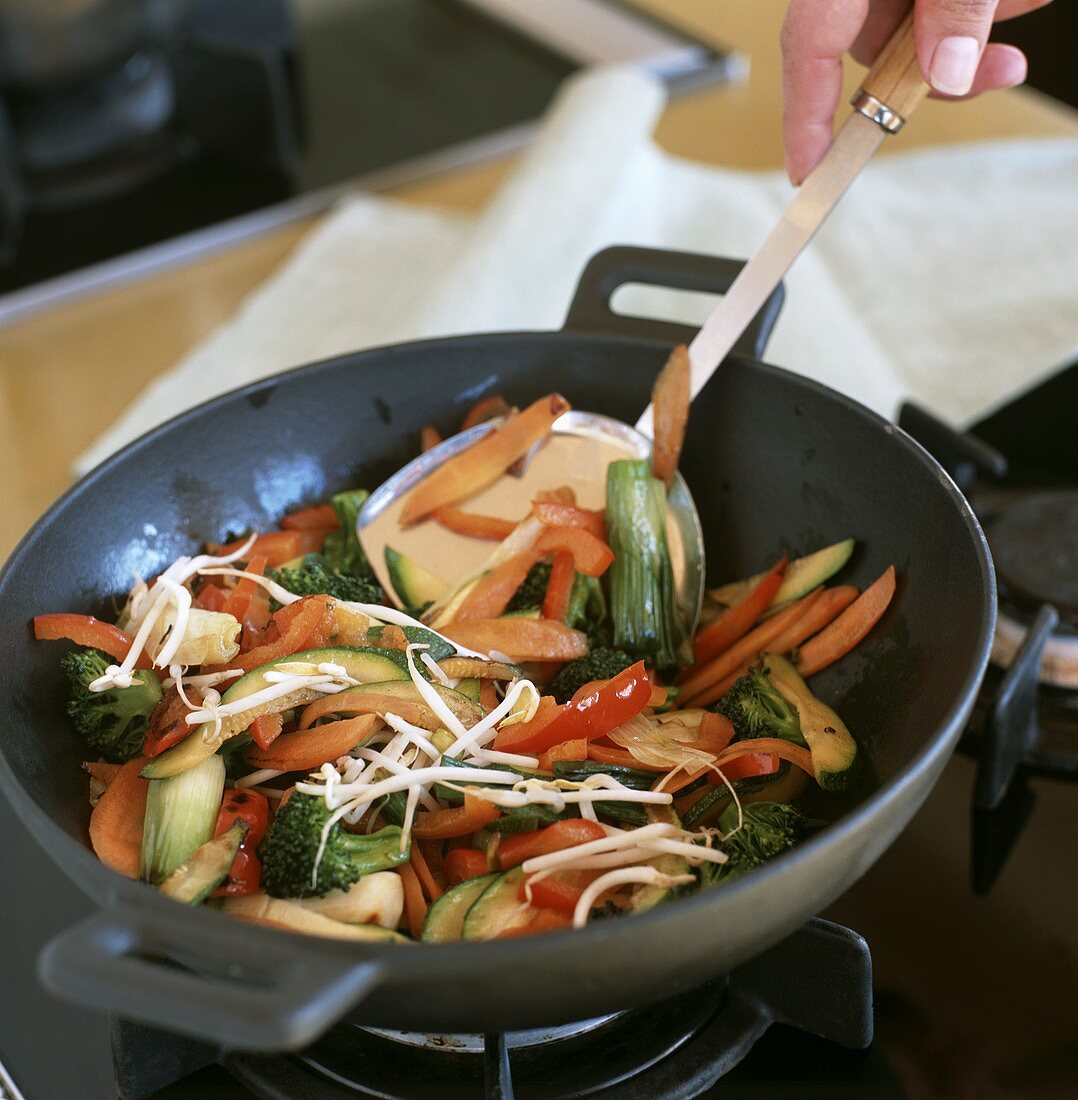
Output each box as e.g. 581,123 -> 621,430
159,819 -> 247,904
421,873 -> 499,943
461,868 -> 532,941
140,753 -> 225,883
142,646 -> 410,779
709,539 -> 855,609
385,546 -> 448,612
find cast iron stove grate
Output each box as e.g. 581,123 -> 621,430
898,357 -> 1078,893
110,918 -> 874,1100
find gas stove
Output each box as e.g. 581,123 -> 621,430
2,365 -> 1075,1099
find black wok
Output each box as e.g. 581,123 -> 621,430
0,246 -> 994,1051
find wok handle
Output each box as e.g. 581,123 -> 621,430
39,902 -> 386,1051
562,245 -> 785,360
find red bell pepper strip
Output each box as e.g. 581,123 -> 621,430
143,687 -> 202,758
541,551 -> 576,622
33,614 -> 152,669
534,525 -> 614,577
280,503 -> 339,530
492,696 -> 562,752
496,662 -> 651,756
519,870 -> 602,915
531,501 -> 606,540
712,753 -> 779,782
586,742 -> 667,771
444,848 -> 490,885
226,595 -> 334,672
691,556 -> 787,668
210,788 -> 270,897
194,582 -> 228,612
496,819 -> 606,870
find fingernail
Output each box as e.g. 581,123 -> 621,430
930,35 -> 980,96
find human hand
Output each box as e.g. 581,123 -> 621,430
781,0 -> 1051,184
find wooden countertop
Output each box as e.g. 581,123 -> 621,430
2,0 -> 1076,559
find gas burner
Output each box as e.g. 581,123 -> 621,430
898,370 -> 1078,894
110,919 -> 874,1100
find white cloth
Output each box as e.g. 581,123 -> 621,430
77,66 -> 1078,475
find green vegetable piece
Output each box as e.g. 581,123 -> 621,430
605,459 -> 689,671
461,868 -> 531,941
262,792 -> 408,898
762,654 -> 858,790
385,546 -> 449,614
715,667 -> 807,745
140,753 -> 226,884
710,538 -> 856,609
61,648 -> 162,763
320,489 -> 374,578
548,647 -> 635,704
701,801 -> 803,887
158,819 -> 247,905
505,561 -> 551,614
269,553 -> 383,604
422,873 -> 499,943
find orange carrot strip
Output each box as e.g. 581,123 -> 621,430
479,680 -> 499,712
536,738 -> 589,771
461,394 -> 511,431
586,743 -> 667,771
420,424 -> 443,453
410,842 -> 444,902
535,486 -> 576,505
221,553 -> 269,623
411,792 -> 501,840
713,737 -> 815,778
442,618 -> 589,663
651,343 -> 691,487
764,585 -> 860,656
250,712 -> 284,751
797,566 -> 897,676
531,501 -> 606,540
245,714 -> 379,771
679,590 -> 824,706
433,506 -> 518,541
88,757 -> 149,878
689,556 -> 787,670
450,551 -> 538,622
399,862 -> 428,939
400,393 -> 570,526
213,531 -> 303,567
280,503 -> 339,530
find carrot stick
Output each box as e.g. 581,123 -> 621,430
679,590 -> 824,706
651,343 -> 691,487
280,503 -> 339,530
689,556 -> 788,669
713,737 -> 815,778
433,506 -> 518,541
398,862 -> 428,939
461,394 -> 511,431
450,551 -> 538,622
88,757 -> 149,878
796,566 -> 897,676
400,393 -> 571,526
765,585 -> 860,656
479,680 -> 499,712
442,618 -> 589,663
420,424 -> 442,452
221,554 -> 268,622
245,713 -> 379,771
410,842 -> 444,902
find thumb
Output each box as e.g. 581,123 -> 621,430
915,0 -> 1000,96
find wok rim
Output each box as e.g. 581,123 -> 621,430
0,326 -> 996,963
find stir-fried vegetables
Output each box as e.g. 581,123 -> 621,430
36,373 -> 899,943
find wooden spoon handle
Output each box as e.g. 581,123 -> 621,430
855,12 -> 931,132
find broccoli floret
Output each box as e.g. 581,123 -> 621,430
269,554 -> 383,604
319,489 -> 377,579
549,647 -> 635,703
261,792 -> 408,897
61,648 -> 162,763
506,561 -> 551,613
700,801 -> 803,887
715,668 -> 806,745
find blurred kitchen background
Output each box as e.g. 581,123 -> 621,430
0,0 -> 1072,309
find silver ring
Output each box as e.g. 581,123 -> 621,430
852,91 -> 905,134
